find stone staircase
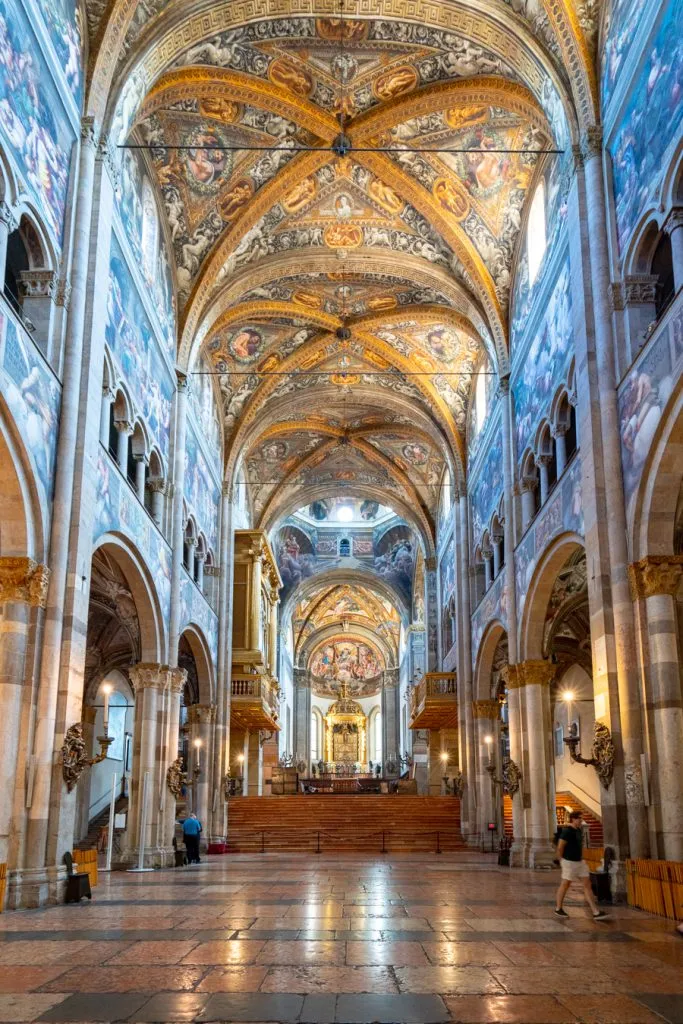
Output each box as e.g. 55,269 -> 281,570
556,791 -> 604,846
226,795 -> 464,853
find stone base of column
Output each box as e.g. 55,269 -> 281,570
527,840 -> 556,870
609,859 -> 627,902
116,844 -> 175,870
7,866 -> 66,909
509,839 -> 527,867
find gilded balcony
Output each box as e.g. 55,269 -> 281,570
230,674 -> 281,731
409,673 -> 458,729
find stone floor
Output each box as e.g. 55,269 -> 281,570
0,853 -> 681,1023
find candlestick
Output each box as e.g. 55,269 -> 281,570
102,683 -> 112,733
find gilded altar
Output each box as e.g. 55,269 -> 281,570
324,683 -> 367,765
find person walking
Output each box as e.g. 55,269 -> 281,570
182,812 -> 202,864
554,809 -> 608,920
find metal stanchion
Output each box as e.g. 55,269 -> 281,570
100,771 -> 117,874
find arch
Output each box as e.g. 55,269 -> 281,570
518,531 -> 585,661
473,620 -> 508,701
179,624 -> 215,705
91,532 -> 167,663
281,567 -> 410,631
0,400 -> 42,558
631,379 -> 683,560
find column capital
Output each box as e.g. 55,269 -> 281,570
624,274 -> 658,305
503,660 -> 555,688
97,134 -> 120,191
128,662 -> 169,693
519,474 -> 537,493
551,422 -> 568,439
496,374 -> 510,398
0,556 -> 50,607
609,282 -> 625,313
53,277 -> 72,309
17,269 -> 57,299
115,418 -> 134,436
176,372 -> 191,394
581,125 -> 603,161
472,699 -> 499,719
222,481 -> 233,499
0,200 -> 18,232
536,453 -> 552,467
133,452 -> 149,465
204,564 -> 220,577
425,557 -> 437,571
187,702 -> 216,725
628,555 -> 683,599
80,116 -> 100,148
663,207 -> 683,234
169,667 -> 188,694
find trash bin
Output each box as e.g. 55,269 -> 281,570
590,870 -> 611,903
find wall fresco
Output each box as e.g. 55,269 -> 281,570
619,304 -> 683,508
180,575 -> 218,664
470,428 -> 504,542
609,1 -> 683,255
184,420 -> 220,552
601,0 -> 649,113
0,0 -> 74,245
117,146 -> 176,353
512,258 -> 573,459
471,570 -> 508,669
94,450 -> 172,624
189,356 -> 222,479
440,534 -> 456,660
35,0 -> 82,106
514,455 -> 583,623
310,641 -> 382,682
105,236 -> 174,459
0,310 -> 61,503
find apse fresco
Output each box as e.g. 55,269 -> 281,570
0,0 -> 74,245
470,428 -> 504,541
0,312 -> 61,503
512,259 -> 573,458
610,1 -> 683,254
105,237 -> 175,458
94,451 -> 173,623
514,456 -> 583,623
618,306 -> 683,506
184,422 -> 220,551
117,147 -> 176,353
310,641 -> 381,682
34,0 -> 82,105
601,0 -> 649,110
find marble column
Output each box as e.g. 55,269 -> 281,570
582,130 -> 648,858
187,703 -> 216,846
664,208 -> 683,292
483,550 -> 493,590
456,494 -> 476,840
630,556 -> 683,861
160,668 -> 186,855
515,660 -> 556,868
17,270 -> 57,354
520,479 -> 536,531
472,700 -> 498,845
426,559 -> 438,671
553,425 -> 567,477
149,481 -> 165,528
23,120 -> 100,883
0,199 -> 18,285
210,485 -> 234,847
168,373 -> 189,667
247,730 -> 263,796
381,675 -> 399,771
537,455 -> 550,505
0,559 -> 48,869
127,663 -> 166,866
134,455 -> 147,504
99,387 -> 114,448
115,419 -> 132,471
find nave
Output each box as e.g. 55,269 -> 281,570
0,853 -> 681,1024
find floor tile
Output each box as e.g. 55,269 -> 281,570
180,941 -> 266,965
395,965 -> 505,994
196,992 -> 304,1022
260,965 -> 398,993
131,992 -> 210,1021
38,966 -> 206,993
422,941 -> 512,966
0,967 -> 71,992
195,966 -> 269,992
104,940 -> 200,965
631,995 -> 683,1024
299,993 -> 337,1023
443,994 -> 579,1023
346,941 -> 429,965
557,993 -> 674,1023
334,993 -> 450,1023
255,940 -> 344,965
36,992 -> 149,1021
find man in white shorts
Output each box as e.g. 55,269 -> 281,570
554,809 -> 608,919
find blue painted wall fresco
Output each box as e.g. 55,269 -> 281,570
117,147 -> 176,354
512,259 -> 573,460
471,571 -> 508,669
189,358 -> 222,482
619,303 -> 683,508
94,450 -> 172,624
601,0 -> 648,112
470,429 -> 504,543
0,308 -> 61,505
0,0 -> 74,246
185,420 -> 220,552
514,455 -> 583,624
105,236 -> 174,460
467,359 -> 497,463
180,576 -> 218,665
609,2 -> 683,255
34,0 -> 82,107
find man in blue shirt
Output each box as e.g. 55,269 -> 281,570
182,813 -> 202,864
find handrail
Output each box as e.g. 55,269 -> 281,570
225,826 -> 459,855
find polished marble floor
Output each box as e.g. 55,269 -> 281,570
0,853 -> 682,1023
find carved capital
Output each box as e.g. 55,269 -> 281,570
609,282 -> 625,313
505,660 -> 554,689
80,116 -> 100,148
520,474 -> 538,493
536,453 -> 552,468
204,564 -> 220,577
499,664 -> 517,688
663,207 -> 683,235
169,667 -> 188,695
496,373 -> 510,399
176,372 -> 191,394
551,422 -> 568,439
0,557 -> 50,607
624,274 -> 658,306
628,555 -> 683,599
472,699 -> 499,719
222,481 -> 233,499
97,134 -> 120,191
581,125 -> 603,160
0,200 -> 18,232
128,662 -> 168,693
115,418 -> 133,436
53,278 -> 71,309
425,557 -> 437,571
187,702 -> 216,725
571,144 -> 584,174
17,269 -> 57,299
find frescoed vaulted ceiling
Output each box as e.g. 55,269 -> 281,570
85,0 -> 596,551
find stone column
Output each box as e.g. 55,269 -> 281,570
23,120 -> 100,881
664,208 -> 683,292
520,479 -> 536,531
456,494 -> 476,839
73,705 -> 97,844
159,667 -> 186,856
483,549 -> 493,590
187,703 -> 215,846
115,419 -> 132,471
581,131 -> 648,858
0,200 -> 18,284
168,373 -> 189,666
149,481 -> 165,528
381,674 -> 399,771
0,559 -> 48,869
268,594 -> 279,677
195,551 -> 205,591
426,559 -> 438,670
515,660 -> 555,868
630,556 -> 683,860
134,455 -> 147,503
127,663 -> 166,865
293,668 -> 310,767
210,485 -> 234,847
553,425 -> 567,477
472,700 -> 498,845
247,730 -> 263,796
250,548 -> 263,651
100,387 -> 114,448
537,455 -> 550,505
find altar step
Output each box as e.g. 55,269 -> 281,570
226,795 -> 464,853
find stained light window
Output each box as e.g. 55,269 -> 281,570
527,180 -> 547,287
475,366 -> 488,433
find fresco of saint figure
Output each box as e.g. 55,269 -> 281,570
268,57 -> 313,97
184,128 -> 231,192
374,65 -> 418,101
434,178 -> 469,221
229,327 -> 264,362
402,442 -> 429,466
283,177 -> 317,213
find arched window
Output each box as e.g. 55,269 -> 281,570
3,228 -> 29,311
311,708 -> 323,763
339,537 -> 351,557
141,179 -> 159,281
527,180 -> 547,287
651,233 -> 675,319
474,366 -> 488,433
369,706 -> 382,763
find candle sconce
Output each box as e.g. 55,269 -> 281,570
61,723 -> 115,792
166,756 -> 202,799
485,756 -> 522,796
564,721 -> 615,790
442,769 -> 464,797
